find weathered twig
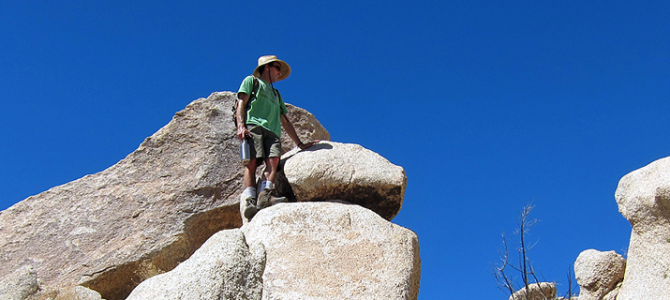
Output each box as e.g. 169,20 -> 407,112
494,232 -> 516,295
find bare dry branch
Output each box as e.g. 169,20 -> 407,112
494,204 -> 553,300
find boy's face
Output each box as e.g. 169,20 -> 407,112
268,63 -> 282,81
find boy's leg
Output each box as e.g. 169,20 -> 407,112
241,157 -> 259,219
257,134 -> 287,209
242,127 -> 264,220
264,157 -> 280,183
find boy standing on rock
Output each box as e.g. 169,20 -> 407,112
236,55 -> 316,220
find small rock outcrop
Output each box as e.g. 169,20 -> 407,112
0,92 -> 330,300
615,156 -> 670,299
508,282 -> 556,300
126,229 -> 265,300
281,141 -> 407,220
574,249 -> 625,300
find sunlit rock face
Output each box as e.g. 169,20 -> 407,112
243,201 -> 420,300
615,156 -> 670,300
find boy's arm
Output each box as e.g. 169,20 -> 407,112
281,114 -> 318,150
236,93 -> 250,140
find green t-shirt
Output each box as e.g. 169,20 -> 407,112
238,76 -> 288,137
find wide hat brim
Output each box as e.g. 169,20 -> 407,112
253,55 -> 291,82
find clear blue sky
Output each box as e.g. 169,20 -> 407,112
2,1 -> 669,298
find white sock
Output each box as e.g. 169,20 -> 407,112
261,180 -> 274,190
242,187 -> 257,199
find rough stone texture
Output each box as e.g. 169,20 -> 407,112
508,282 -> 556,300
241,201 -> 421,300
72,286 -> 104,300
615,156 -> 670,300
0,92 -> 328,300
602,282 -> 622,300
0,265 -> 38,300
126,229 -> 265,300
280,103 -> 331,153
28,286 -> 103,300
280,141 -> 407,220
574,249 -> 626,300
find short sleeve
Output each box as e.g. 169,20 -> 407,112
237,76 -> 254,95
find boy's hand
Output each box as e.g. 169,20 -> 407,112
298,140 -> 320,150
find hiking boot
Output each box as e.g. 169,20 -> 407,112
271,196 -> 288,205
243,197 -> 258,220
257,188 -> 287,210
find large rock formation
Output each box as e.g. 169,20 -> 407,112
574,249 -> 625,300
0,90 -> 418,299
615,156 -> 670,299
0,92 -> 330,300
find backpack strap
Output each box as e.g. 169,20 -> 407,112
249,76 -> 259,103
233,76 -> 260,127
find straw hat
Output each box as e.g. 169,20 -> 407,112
253,55 -> 291,82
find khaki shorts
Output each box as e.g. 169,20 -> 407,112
246,125 -> 282,163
